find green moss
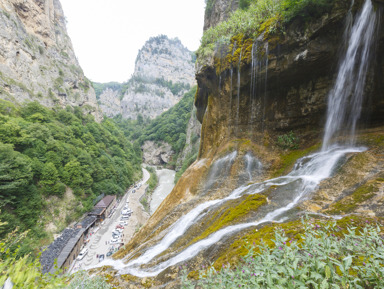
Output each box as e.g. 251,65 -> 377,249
327,178 -> 382,214
272,143 -> 320,178
188,194 -> 267,247
213,215 -> 382,270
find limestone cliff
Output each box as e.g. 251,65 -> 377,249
97,35 -> 196,120
98,88 -> 122,117
0,0 -> 100,118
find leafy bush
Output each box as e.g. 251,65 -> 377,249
277,131 -> 300,150
182,219 -> 384,288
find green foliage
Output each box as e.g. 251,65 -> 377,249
113,86 -> 197,159
205,0 -> 216,18
198,0 -> 333,62
91,81 -> 125,99
0,101 -> 142,252
182,219 -> 384,288
140,166 -> 158,212
239,0 -> 251,10
175,152 -> 198,184
138,86 -> 196,154
146,166 -> 158,192
277,131 -> 300,150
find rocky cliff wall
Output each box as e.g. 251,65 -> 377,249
98,87 -> 122,117
204,0 -> 239,31
196,0 -> 384,158
0,0 -> 100,118
98,35 -> 196,120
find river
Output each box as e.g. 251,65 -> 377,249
150,168 -> 175,215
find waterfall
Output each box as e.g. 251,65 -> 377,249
99,146 -> 364,277
229,42 -> 237,136
250,42 -> 258,127
262,43 -> 269,132
322,0 -> 376,150
236,48 -> 242,131
203,151 -> 238,192
244,152 -> 262,181
88,1 -> 378,278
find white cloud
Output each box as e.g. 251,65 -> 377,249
60,0 -> 205,83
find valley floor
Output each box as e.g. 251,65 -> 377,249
70,168 -> 150,273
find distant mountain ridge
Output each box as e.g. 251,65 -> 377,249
97,35 -> 196,120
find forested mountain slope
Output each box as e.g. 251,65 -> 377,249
0,100 -> 141,253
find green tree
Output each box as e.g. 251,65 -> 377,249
0,143 -> 32,204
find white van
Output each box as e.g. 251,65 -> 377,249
77,248 -> 88,261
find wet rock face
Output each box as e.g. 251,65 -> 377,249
196,0 -> 384,158
0,0 -> 100,119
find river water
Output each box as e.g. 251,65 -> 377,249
150,169 -> 175,215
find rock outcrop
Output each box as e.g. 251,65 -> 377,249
175,107 -> 201,169
98,35 -> 196,120
204,0 -> 239,31
196,0 -> 384,158
0,0 -> 100,118
142,141 -> 174,166
98,88 -> 122,117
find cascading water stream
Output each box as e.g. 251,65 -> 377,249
322,0 -> 376,150
90,0 -> 377,278
244,152 -> 262,181
236,48 -> 242,132
229,42 -> 237,130
262,43 -> 269,132
250,41 -> 258,129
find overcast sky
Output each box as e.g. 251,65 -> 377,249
60,0 -> 206,83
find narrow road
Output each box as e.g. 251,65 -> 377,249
70,168 -> 150,272
122,168 -> 150,244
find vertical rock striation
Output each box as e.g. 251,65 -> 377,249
0,0 -> 100,119
97,35 -> 196,120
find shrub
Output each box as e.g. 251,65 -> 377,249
181,218 -> 384,288
277,131 -> 300,150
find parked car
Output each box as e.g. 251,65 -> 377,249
119,221 -> 128,225
77,248 -> 88,261
106,250 -> 113,257
115,228 -> 123,233
110,239 -> 120,244
98,254 -> 104,262
116,225 -> 124,229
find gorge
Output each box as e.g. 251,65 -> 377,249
97,0 -> 384,287
1,0 -> 384,288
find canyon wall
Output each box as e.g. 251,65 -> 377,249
0,0 -> 100,118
